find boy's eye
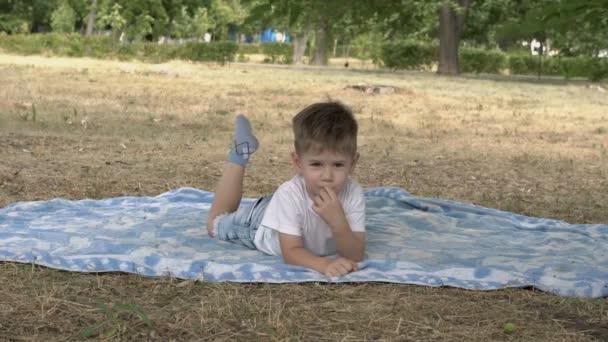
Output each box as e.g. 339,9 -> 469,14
334,163 -> 344,167
310,162 -> 321,167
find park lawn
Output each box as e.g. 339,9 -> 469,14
0,53 -> 607,341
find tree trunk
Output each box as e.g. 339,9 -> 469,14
310,16 -> 329,66
437,0 -> 471,75
333,37 -> 338,57
292,25 -> 311,65
85,0 -> 97,36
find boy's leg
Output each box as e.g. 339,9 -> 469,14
207,114 -> 259,237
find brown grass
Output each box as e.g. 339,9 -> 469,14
0,53 -> 607,341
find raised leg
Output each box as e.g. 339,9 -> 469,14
206,114 -> 259,237
206,162 -> 245,236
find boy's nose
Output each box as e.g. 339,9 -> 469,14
321,167 -> 333,181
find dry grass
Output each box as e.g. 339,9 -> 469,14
0,53 -> 607,341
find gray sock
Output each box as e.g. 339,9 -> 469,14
227,114 -> 259,166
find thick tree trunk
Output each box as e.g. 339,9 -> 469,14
85,0 -> 97,36
292,25 -> 310,65
437,0 -> 471,75
310,16 -> 329,66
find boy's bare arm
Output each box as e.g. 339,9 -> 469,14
279,233 -> 332,274
331,222 -> 366,262
279,233 -> 360,277
312,187 -> 366,261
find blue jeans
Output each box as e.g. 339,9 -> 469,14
215,195 -> 272,249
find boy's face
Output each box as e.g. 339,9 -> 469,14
291,146 -> 358,199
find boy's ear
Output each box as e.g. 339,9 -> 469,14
291,151 -> 302,174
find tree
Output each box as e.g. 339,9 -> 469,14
96,0 -> 168,41
438,0 -> 472,74
208,0 -> 246,40
85,0 -> 98,35
497,0 -> 608,57
96,2 -> 126,43
51,1 -> 77,33
245,0 -> 358,65
172,5 -> 212,39
244,0 -> 313,64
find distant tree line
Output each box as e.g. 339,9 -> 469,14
0,0 -> 606,74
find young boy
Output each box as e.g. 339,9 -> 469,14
206,102 -> 365,277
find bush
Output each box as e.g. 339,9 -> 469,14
0,34 -> 37,54
460,48 -> 507,74
350,31 -> 385,64
31,33 -> 75,56
507,54 -> 607,81
260,42 -> 292,64
238,43 -> 260,55
0,33 -> 242,65
130,42 -> 178,63
380,40 -> 437,70
116,43 -> 137,59
559,57 -> 591,79
176,41 -> 238,64
588,58 -> 608,82
507,54 -> 561,76
81,35 -> 114,58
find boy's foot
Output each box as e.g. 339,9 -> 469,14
227,114 -> 259,167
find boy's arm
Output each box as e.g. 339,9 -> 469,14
279,232 -> 331,274
331,222 -> 366,262
312,187 -> 366,262
279,233 -> 358,276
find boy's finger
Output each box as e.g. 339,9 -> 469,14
318,188 -> 328,201
312,195 -> 322,206
338,266 -> 349,276
324,186 -> 336,199
339,260 -> 352,272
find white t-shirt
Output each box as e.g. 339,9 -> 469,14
254,175 -> 366,256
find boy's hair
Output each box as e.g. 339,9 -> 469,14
292,101 -> 358,156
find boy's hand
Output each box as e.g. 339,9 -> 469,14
324,257 -> 358,277
312,186 -> 348,230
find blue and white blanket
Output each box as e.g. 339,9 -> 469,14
0,187 -> 606,297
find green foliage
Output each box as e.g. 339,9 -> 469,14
0,14 -> 28,33
51,1 -> 77,33
350,31 -> 384,64
208,0 -> 245,40
559,57 -> 593,79
0,33 -> 240,65
460,48 -> 507,74
97,2 -> 126,36
380,40 -> 437,70
131,41 -> 179,63
260,42 -> 292,63
507,54 -> 608,81
238,43 -> 260,54
122,0 -> 168,40
176,40 -> 238,64
0,33 -> 99,56
172,6 -> 212,39
507,54 -> 560,76
497,0 -> 608,57
586,58 -> 608,82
